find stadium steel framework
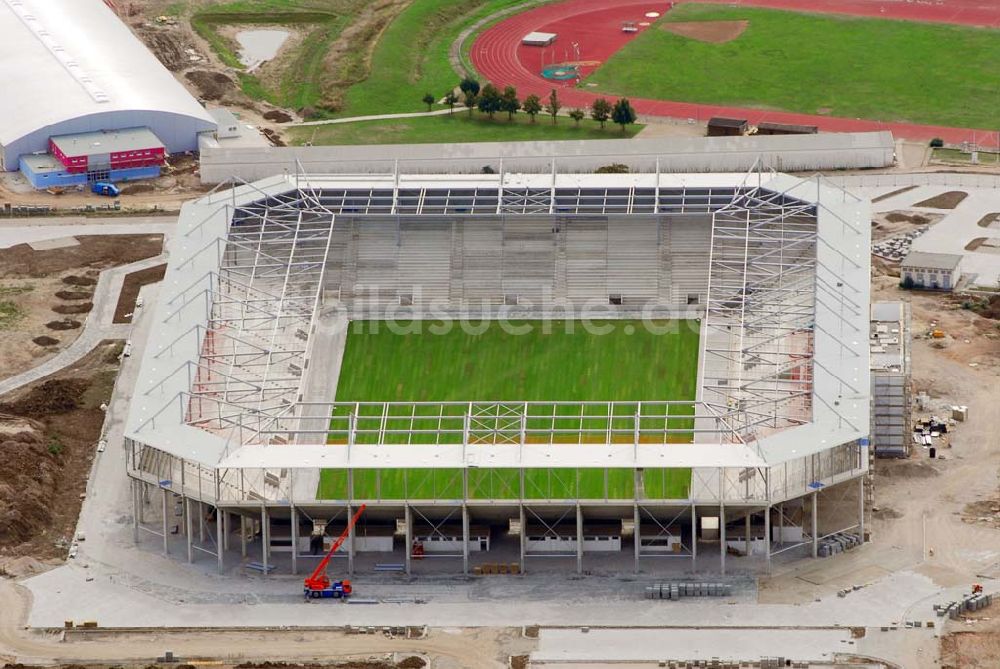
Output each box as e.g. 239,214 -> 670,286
125,165 -> 871,576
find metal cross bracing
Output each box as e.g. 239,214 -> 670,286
229,184 -> 753,218
700,175 -> 820,446
177,200 -> 335,443
244,400 -> 740,447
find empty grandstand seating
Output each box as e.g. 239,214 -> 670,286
323,215 -> 712,315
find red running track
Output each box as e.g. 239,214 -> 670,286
471,0 -> 1000,148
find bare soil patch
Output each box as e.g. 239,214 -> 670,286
964,238 -> 1000,254
264,109 -> 294,123
0,341 -> 121,559
662,20 -> 748,43
871,209 -> 942,241
875,458 -> 941,480
185,69 -> 238,101
45,319 -> 81,331
51,302 -> 93,315
118,183 -> 157,196
62,275 -> 96,287
977,212 -> 1000,229
914,190 -> 968,209
885,211 -> 931,225
55,290 -> 93,301
114,263 -> 167,324
872,185 -> 918,203
0,235 -> 163,279
136,27 -> 191,71
941,600 -> 1000,668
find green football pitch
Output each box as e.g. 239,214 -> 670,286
585,3 -> 1000,130
317,319 -> 700,501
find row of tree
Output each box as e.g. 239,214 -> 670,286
422,78 -> 637,132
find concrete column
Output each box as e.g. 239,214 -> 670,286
633,504 -> 641,573
690,505 -> 697,571
347,504 -> 355,577
858,475 -> 865,543
240,514 -> 248,558
519,505 -> 526,575
199,501 -> 206,543
137,482 -> 145,524
812,491 -> 819,559
576,504 -> 583,575
719,501 -> 726,576
764,504 -> 772,574
290,506 -> 299,576
462,504 -> 470,576
261,506 -> 269,575
404,505 -> 413,576
222,511 -> 230,551
131,480 -> 140,544
777,502 -> 783,548
216,506 -> 224,574
161,488 -> 169,555
185,497 -> 194,563
745,512 -> 751,555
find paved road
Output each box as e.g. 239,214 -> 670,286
292,108 -> 456,127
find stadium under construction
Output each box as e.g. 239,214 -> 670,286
125,165 -> 871,577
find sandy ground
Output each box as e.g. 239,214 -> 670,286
661,20 -> 749,43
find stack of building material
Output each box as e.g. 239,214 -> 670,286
817,532 -> 862,557
936,591 -> 994,619
644,581 -> 732,599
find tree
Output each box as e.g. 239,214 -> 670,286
422,93 -> 435,112
459,77 -> 480,97
611,97 -> 637,133
590,98 -> 611,129
463,91 -> 478,117
523,94 -> 542,122
444,90 -> 459,114
545,88 -> 562,124
568,108 -> 585,126
477,83 -> 502,119
500,85 -> 521,121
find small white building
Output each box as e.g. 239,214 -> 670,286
900,251 -> 962,291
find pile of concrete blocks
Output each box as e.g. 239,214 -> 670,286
645,582 -> 732,600
936,591 -> 994,619
871,227 -> 926,262
817,532 -> 861,557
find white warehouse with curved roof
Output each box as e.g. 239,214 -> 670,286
0,0 -> 216,171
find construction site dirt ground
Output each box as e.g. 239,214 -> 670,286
0,340 -> 124,566
0,235 -> 163,377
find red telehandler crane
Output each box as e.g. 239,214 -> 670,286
303,503 -> 366,599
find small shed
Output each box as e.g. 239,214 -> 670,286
757,121 -> 818,135
900,251 -> 962,291
522,31 -> 557,46
707,117 -> 748,137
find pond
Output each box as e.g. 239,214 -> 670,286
235,29 -> 290,72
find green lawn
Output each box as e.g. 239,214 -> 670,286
286,112 -> 640,146
332,0 -> 531,118
586,3 -> 1000,129
317,319 -> 699,501
932,148 -> 1000,165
